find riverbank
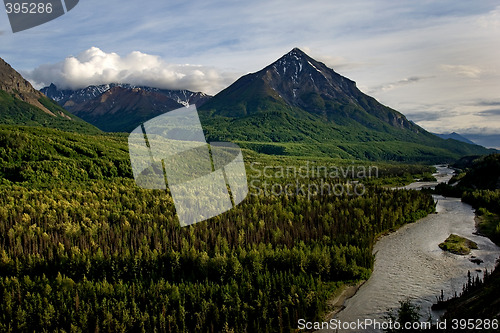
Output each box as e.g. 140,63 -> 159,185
475,211 -> 500,244
323,281 -> 366,320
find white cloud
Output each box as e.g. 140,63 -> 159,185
24,47 -> 237,95
440,64 -> 483,78
368,76 -> 435,94
476,6 -> 500,29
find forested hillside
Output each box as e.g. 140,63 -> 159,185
0,126 -> 436,332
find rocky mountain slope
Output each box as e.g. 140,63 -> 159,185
40,83 -> 211,132
0,57 -> 99,133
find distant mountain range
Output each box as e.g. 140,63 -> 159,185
458,133 -> 500,150
433,132 -> 477,145
1,50 -> 495,162
41,83 -> 211,132
432,132 -> 500,151
0,57 -> 99,133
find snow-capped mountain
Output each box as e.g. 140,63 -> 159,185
41,83 -> 211,108
198,48 -> 494,161
40,83 -> 212,132
201,47 -> 417,131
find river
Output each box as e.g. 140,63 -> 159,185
331,165 -> 500,332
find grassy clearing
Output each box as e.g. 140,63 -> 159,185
439,234 -> 478,255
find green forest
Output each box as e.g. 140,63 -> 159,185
0,125 -> 438,332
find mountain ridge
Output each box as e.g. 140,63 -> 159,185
201,48 -> 419,132
40,83 -> 212,132
198,48 -> 493,162
266,48 -> 417,131
434,132 -> 477,145
0,57 -> 100,133
63,86 -> 185,132
41,83 -> 211,109
0,57 -> 57,116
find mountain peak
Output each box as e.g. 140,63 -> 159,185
198,48 -> 492,161
287,47 -> 308,57
256,48 -> 366,114
434,132 -> 477,145
267,48 -> 321,88
201,49 -> 419,133
0,57 -> 34,95
276,48 -> 325,69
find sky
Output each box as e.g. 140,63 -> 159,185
1,0 -> 499,147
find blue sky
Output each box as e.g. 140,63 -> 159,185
1,0 -> 499,146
